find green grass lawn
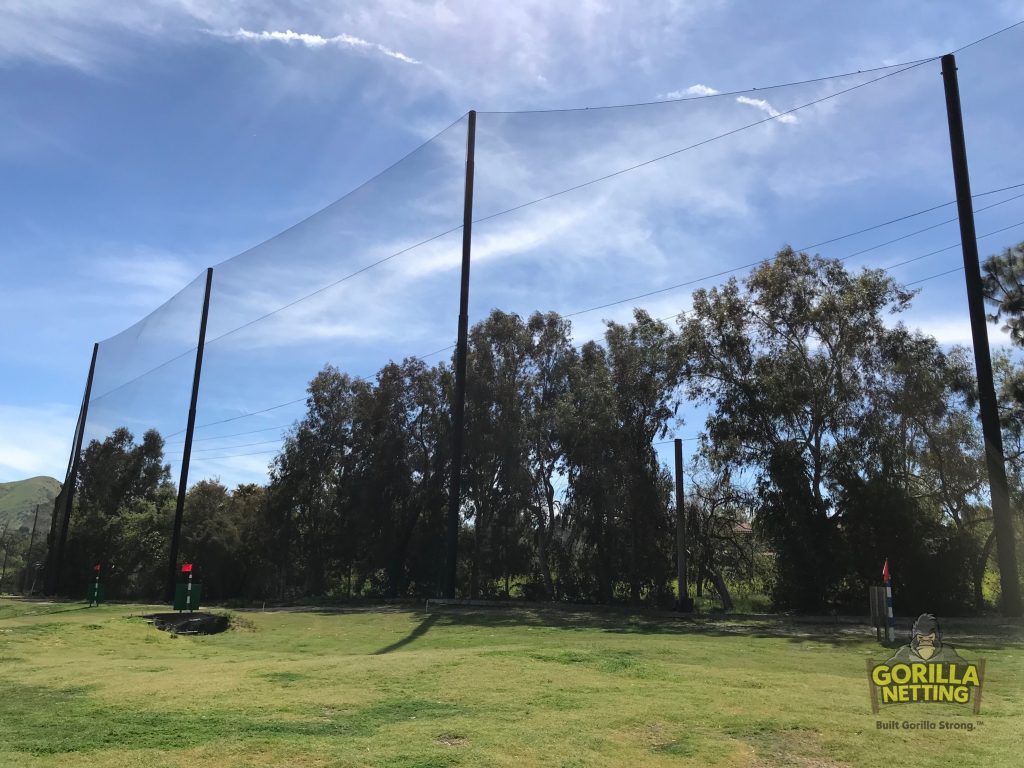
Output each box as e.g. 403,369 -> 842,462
1,599 -> 1022,767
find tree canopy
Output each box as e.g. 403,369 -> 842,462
51,246 -> 1024,613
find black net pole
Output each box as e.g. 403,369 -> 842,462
445,111 -> 477,599
674,439 -> 693,611
42,392 -> 83,594
50,342 -> 98,595
20,504 -> 40,593
941,53 -> 1022,617
165,267 -> 214,602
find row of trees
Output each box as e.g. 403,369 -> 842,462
53,245 -> 1024,613
1,523 -> 44,595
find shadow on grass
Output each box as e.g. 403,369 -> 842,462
373,613 -> 440,655
0,603 -> 92,620
345,604 -> 1024,650
423,608 -> 864,647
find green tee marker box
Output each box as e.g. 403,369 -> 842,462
173,583 -> 202,611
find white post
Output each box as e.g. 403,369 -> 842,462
884,579 -> 896,643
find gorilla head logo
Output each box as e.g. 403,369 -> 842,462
911,613 -> 942,660
885,613 -> 965,665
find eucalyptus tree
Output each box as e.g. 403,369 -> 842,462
683,460 -> 757,611
603,311 -> 682,603
559,339 -> 624,602
181,479 -> 243,599
522,311 -> 576,599
65,427 -> 174,597
463,310 -> 534,597
268,365 -> 365,596
350,359 -> 450,597
559,311 -> 681,603
678,248 -> 955,610
982,241 -> 1024,345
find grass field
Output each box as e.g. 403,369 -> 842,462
1,599 -> 1022,767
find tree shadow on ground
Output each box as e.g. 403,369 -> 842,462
372,613 -> 440,654
0,603 -> 92,619
356,604 -> 1024,651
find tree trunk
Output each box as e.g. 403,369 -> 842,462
535,476 -> 557,599
974,530 -> 997,611
536,527 -> 554,599
390,504 -> 422,599
628,484 -> 640,604
596,513 -> 612,603
387,561 -> 402,599
710,567 -> 734,611
502,518 -> 510,598
470,510 -> 481,599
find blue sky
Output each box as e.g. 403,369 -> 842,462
3,0 -> 1024,486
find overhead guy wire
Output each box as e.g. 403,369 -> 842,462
565,195 -> 1024,319
180,217 -> 1024,442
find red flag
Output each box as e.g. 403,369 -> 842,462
181,563 -> 193,573
882,558 -> 891,583
93,563 -> 101,573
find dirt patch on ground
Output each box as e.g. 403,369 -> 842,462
142,612 -> 230,635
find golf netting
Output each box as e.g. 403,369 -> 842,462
63,40 -> 1024,599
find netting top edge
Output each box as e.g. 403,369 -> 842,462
209,112 -> 469,274
471,19 -> 1024,115
95,268 -> 210,348
472,56 -> 939,116
88,53 -> 930,352
91,113 -> 470,347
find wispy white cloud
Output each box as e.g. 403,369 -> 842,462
735,95 -> 799,124
660,83 -> 721,99
221,28 -> 419,64
0,1 -> 725,107
686,84 -> 720,96
91,247 -> 206,312
0,3 -> 422,71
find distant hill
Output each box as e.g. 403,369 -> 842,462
0,477 -> 60,533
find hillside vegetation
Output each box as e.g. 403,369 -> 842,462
0,477 -> 59,532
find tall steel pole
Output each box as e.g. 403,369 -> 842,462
165,267 -> 214,601
445,111 -> 477,599
941,53 -> 1022,616
51,342 -> 99,595
20,504 -> 40,593
43,404 -> 81,593
674,439 -> 693,611
0,526 -> 8,594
